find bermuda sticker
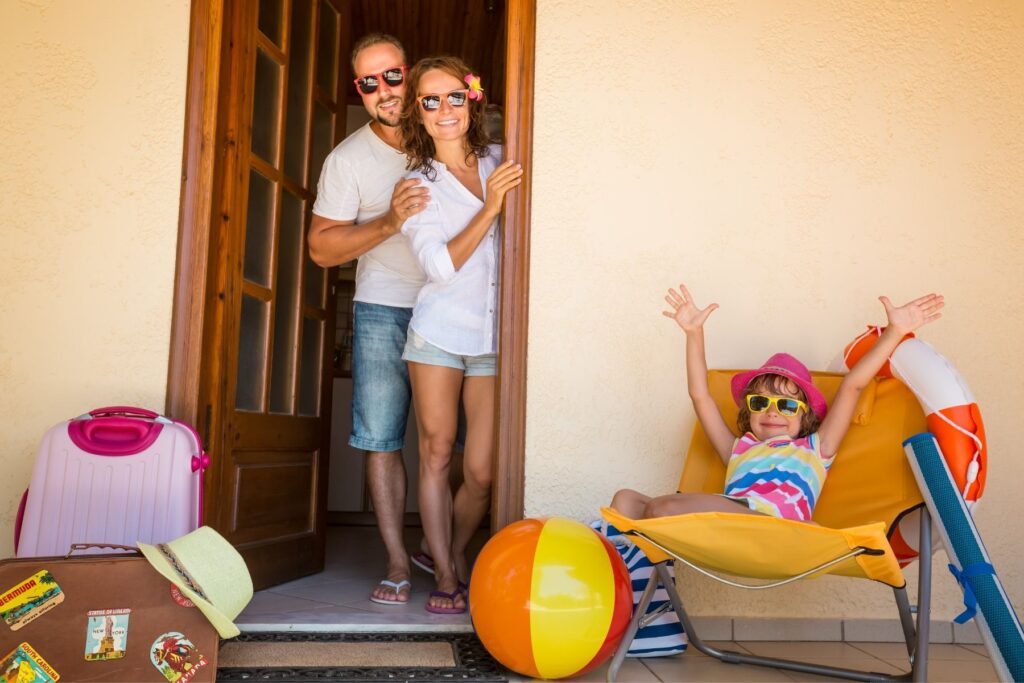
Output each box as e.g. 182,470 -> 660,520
150,631 -> 208,683
84,608 -> 130,661
0,641 -> 60,682
0,570 -> 64,631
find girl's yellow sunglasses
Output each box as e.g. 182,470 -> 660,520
745,394 -> 808,416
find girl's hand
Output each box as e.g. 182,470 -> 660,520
662,283 -> 719,333
880,293 -> 944,335
483,160 -> 524,218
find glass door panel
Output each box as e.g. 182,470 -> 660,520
269,191 -> 304,414
243,169 -> 275,287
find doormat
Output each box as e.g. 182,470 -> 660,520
217,631 -> 507,682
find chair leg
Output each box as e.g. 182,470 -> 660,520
913,508 -> 933,683
606,562 -> 660,683
656,564 -> 913,681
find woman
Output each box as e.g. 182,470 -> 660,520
398,56 -> 523,614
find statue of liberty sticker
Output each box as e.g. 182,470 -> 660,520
84,608 -> 130,661
150,631 -> 208,683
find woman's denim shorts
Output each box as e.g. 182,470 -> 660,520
402,328 -> 496,377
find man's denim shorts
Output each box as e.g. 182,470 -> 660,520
349,302 -> 413,453
401,328 -> 497,377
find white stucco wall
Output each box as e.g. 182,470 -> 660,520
526,1 -> 1023,620
0,0 -> 190,558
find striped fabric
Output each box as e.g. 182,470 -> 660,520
590,520 -> 687,657
723,432 -> 834,522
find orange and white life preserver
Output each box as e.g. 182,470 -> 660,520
832,326 -> 987,565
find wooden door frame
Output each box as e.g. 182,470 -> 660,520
166,0 -> 535,532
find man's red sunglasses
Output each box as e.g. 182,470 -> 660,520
353,66 -> 407,95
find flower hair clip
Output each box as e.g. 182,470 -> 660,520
464,73 -> 485,101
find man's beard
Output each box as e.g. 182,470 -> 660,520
375,96 -> 402,127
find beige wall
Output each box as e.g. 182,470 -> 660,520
2,0 -> 1021,624
527,1 -> 1024,620
0,0 -> 190,557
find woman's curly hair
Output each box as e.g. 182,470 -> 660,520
736,374 -> 822,439
399,55 -> 493,181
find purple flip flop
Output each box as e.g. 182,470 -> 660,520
424,588 -> 466,615
411,551 -> 436,575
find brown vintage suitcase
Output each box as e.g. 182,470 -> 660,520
0,545 -> 218,682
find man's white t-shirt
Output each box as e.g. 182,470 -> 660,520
312,123 -> 426,307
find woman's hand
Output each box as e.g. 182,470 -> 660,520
662,283 -> 719,333
880,293 -> 944,335
483,160 -> 524,218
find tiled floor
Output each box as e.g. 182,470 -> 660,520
236,525 -> 476,631
511,641 -> 1000,682
238,527 -> 1000,681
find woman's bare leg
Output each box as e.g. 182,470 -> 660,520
609,489 -> 652,519
643,492 -> 765,518
409,361 -> 465,611
451,375 -> 495,583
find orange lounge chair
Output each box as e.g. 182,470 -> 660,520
602,370 -> 935,682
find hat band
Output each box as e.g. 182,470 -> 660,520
760,365 -> 805,380
157,543 -> 209,602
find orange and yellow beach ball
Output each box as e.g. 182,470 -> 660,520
469,517 -> 632,680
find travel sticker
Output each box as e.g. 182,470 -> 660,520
0,641 -> 60,682
150,632 -> 208,683
0,570 -> 64,631
84,608 -> 130,661
169,583 -> 195,608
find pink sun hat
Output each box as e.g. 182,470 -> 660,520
730,353 -> 828,418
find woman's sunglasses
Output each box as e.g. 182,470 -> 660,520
353,66 -> 407,95
419,89 -> 470,112
745,394 -> 808,417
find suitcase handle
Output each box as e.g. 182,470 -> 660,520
70,411 -> 165,455
89,406 -> 161,419
65,543 -> 141,558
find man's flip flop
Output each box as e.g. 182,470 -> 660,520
411,551 -> 435,575
369,579 -> 411,605
424,588 -> 467,615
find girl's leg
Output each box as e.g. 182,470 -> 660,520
609,489 -> 652,519
450,374 -> 495,583
643,492 -> 764,518
409,361 -> 465,611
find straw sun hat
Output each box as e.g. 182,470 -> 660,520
138,526 -> 253,638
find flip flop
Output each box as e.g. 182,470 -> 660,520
425,588 -> 467,614
411,551 -> 436,575
369,579 -> 412,605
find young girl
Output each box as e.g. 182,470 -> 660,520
610,282 -> 944,522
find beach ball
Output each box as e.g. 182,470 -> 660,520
469,517 -> 632,680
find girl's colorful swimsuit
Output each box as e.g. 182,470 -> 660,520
722,432 -> 834,522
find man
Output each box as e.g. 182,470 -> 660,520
308,33 -> 429,605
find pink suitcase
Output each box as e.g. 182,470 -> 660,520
15,406 -> 209,557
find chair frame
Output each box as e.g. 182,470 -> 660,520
606,508 -> 934,682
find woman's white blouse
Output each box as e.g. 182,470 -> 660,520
401,145 -> 502,356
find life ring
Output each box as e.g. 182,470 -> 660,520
832,326 -> 987,565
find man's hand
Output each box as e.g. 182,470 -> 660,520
384,178 -> 430,234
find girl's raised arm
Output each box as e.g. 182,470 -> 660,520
663,283 -> 734,464
818,293 -> 945,456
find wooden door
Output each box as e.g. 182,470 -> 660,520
170,0 -> 536,585
197,0 -> 349,590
